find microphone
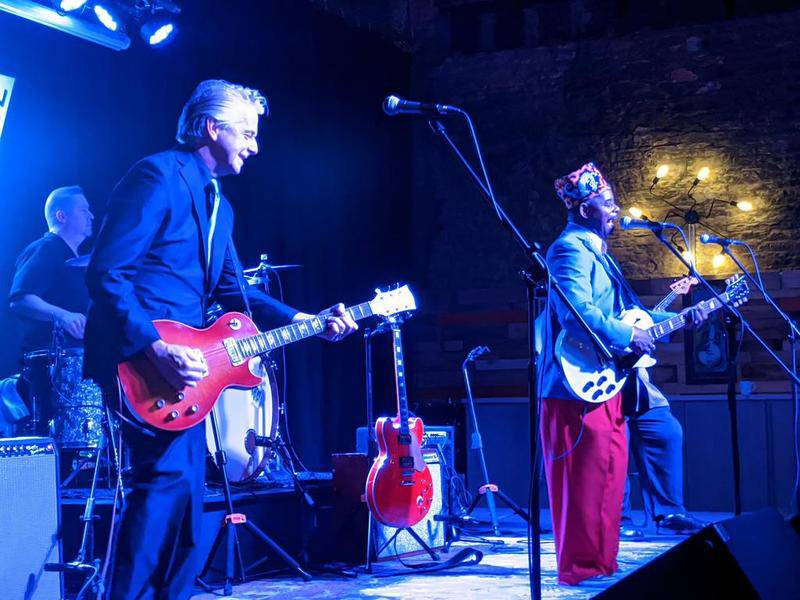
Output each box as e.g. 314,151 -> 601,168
466,345 -> 490,361
699,233 -> 742,246
619,216 -> 679,231
382,95 -> 458,117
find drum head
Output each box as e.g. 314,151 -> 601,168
206,357 -> 279,484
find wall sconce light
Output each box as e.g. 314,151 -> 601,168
712,253 -> 726,269
628,206 -> 644,219
650,164 -> 670,190
688,166 -> 710,195
735,200 -> 753,212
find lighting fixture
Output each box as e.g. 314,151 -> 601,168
93,4 -> 119,31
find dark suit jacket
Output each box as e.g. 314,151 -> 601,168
84,147 -> 297,380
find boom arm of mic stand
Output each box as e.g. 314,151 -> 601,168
722,246 -> 800,340
653,231 -> 800,386
428,118 -> 612,360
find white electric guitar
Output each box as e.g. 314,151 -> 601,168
557,275 -> 749,404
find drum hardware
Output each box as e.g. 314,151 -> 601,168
197,406 -> 312,594
45,424 -> 111,599
242,254 -> 303,286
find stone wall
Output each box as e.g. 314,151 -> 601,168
410,8 -> 800,289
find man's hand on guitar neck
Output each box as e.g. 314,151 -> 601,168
146,339 -> 209,389
681,303 -> 711,329
293,302 -> 358,342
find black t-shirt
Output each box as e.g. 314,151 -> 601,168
9,233 -> 90,352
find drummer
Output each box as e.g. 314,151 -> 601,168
9,185 -> 94,352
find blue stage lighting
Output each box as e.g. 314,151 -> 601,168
93,4 -> 119,31
140,19 -> 176,47
57,0 -> 86,11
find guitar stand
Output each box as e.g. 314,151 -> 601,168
197,408 -> 311,596
365,512 -> 441,574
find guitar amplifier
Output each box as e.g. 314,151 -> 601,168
373,449 -> 446,560
356,425 -> 456,472
0,437 -> 62,600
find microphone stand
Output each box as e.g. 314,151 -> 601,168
649,227 -> 800,515
427,115 -> 611,600
718,243 -> 800,514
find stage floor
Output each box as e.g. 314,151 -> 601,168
190,508 -> 729,599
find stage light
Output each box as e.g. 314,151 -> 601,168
736,200 -> 753,212
140,18 -> 176,47
55,0 -> 86,11
94,4 -> 119,31
0,0 -> 130,50
712,253 -> 726,269
628,207 -> 644,219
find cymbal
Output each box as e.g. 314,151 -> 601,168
242,264 -> 303,273
65,255 -> 91,268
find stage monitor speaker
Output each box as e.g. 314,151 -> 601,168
596,508 -> 800,600
0,437 -> 62,600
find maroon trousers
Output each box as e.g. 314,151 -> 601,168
540,394 -> 628,585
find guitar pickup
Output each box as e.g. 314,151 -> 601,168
400,481 -> 415,486
224,338 -> 246,366
399,456 -> 414,468
398,434 -> 412,446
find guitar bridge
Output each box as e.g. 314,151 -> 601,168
224,338 -> 245,366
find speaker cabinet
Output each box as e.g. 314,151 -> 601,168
597,508 -> 800,600
0,437 -> 62,600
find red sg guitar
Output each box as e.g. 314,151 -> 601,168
365,318 -> 434,528
117,286 -> 416,432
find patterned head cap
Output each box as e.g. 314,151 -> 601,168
554,162 -> 612,209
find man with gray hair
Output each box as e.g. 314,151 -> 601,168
10,185 -> 93,351
85,79 -> 356,599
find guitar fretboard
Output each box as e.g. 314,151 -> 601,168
648,293 -> 729,340
653,290 -> 679,313
232,302 -> 373,360
391,323 -> 411,437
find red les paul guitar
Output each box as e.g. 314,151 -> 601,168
365,318 -> 434,528
117,286 -> 416,432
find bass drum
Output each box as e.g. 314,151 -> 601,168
206,357 -> 279,484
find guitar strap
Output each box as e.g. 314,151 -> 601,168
227,234 -> 254,319
600,252 -> 644,311
373,547 -> 483,577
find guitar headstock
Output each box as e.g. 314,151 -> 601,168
724,274 -> 750,307
669,275 -> 699,296
370,284 -> 417,317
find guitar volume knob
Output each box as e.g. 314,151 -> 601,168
176,392 -> 185,401
155,399 -> 166,409
168,410 -> 179,420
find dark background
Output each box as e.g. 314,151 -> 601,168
0,0 -> 412,468
3,0 -> 800,511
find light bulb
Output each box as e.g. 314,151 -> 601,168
736,200 -> 753,212
656,164 -> 669,179
628,207 -> 644,219
712,254 -> 725,269
682,250 -> 695,265
696,167 -> 710,182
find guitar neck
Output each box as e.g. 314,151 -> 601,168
390,322 -> 411,437
652,290 -> 679,313
647,292 -> 730,340
232,302 -> 374,360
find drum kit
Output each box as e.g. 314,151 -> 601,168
20,254 -> 304,487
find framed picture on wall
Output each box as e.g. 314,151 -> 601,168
683,287 -> 734,384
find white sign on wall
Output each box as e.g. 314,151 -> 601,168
0,73 -> 15,140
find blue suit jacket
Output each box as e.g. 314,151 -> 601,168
84,147 -> 297,380
540,223 -> 675,403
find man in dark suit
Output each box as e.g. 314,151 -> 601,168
85,79 -> 356,599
